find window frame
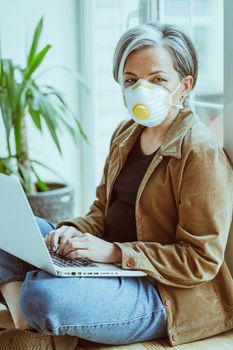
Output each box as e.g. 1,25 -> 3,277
139,0 -> 224,112
77,0 -> 98,215
224,0 -> 233,277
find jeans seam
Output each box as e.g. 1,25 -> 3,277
48,307 -> 166,332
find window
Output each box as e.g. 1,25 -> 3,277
78,0 -> 140,213
143,0 -> 223,145
92,0 -> 140,180
78,0 -> 224,213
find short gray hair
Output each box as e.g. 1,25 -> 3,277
113,22 -> 198,89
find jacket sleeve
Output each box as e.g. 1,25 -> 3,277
56,121 -> 125,237
114,148 -> 233,288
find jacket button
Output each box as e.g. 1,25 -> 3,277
126,258 -> 135,267
172,334 -> 178,341
164,299 -> 170,306
137,215 -> 143,222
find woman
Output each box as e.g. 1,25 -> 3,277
1,22 -> 233,348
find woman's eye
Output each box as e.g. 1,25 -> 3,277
153,77 -> 166,83
124,77 -> 166,86
124,79 -> 137,86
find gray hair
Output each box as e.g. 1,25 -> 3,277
113,22 -> 198,89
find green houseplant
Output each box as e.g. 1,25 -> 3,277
0,17 -> 89,223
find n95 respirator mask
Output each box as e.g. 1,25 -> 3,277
122,79 -> 183,127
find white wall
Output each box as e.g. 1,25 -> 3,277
0,0 -> 85,216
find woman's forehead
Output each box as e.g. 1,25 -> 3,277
124,46 -> 174,75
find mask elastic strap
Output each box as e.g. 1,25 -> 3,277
172,102 -> 184,109
171,79 -> 184,109
171,81 -> 181,96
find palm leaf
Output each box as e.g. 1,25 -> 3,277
39,102 -> 62,154
17,162 -> 31,192
17,73 -> 36,112
31,159 -> 66,182
30,83 -> 62,154
31,165 -> 48,191
59,65 -> 90,94
0,90 -> 13,139
43,85 -> 89,143
24,44 -> 51,80
75,118 -> 89,144
28,106 -> 42,131
35,65 -> 90,93
0,157 -> 17,175
27,17 -> 43,66
1,59 -> 19,112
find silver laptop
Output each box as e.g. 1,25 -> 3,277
0,173 -> 147,278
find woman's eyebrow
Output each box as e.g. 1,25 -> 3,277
148,70 -> 167,76
124,70 -> 167,76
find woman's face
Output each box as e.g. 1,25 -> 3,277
123,46 -> 193,101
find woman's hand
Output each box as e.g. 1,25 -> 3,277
44,225 -> 122,264
44,225 -> 78,252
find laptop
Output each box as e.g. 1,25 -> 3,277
0,173 -> 147,278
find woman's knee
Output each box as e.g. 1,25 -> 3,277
19,271 -> 59,332
34,216 -> 55,237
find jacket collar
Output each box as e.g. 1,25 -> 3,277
113,105 -> 199,159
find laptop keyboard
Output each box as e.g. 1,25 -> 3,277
50,251 -> 98,268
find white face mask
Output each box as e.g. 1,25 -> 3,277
122,79 -> 184,127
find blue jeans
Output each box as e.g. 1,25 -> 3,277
0,216 -> 167,345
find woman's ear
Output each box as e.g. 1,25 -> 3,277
181,75 -> 194,97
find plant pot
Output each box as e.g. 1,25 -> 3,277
26,183 -> 75,226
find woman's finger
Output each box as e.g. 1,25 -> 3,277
50,226 -> 71,250
66,249 -> 89,260
57,237 -> 86,257
44,231 -> 54,250
50,231 -> 63,251
59,229 -> 78,246
56,239 -> 75,256
44,225 -> 69,251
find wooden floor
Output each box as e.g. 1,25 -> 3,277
0,305 -> 233,349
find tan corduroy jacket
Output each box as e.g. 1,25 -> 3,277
57,106 -> 233,346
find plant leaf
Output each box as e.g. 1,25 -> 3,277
1,59 -> 19,112
59,65 -> 90,93
27,17 -> 44,66
0,90 -> 13,139
28,106 -> 42,131
24,44 -> 51,80
30,83 -> 62,154
75,118 -> 89,144
31,165 -> 48,191
42,85 -> 89,144
34,65 -> 90,94
0,157 -> 18,175
31,158 -> 66,183
17,162 -> 31,192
